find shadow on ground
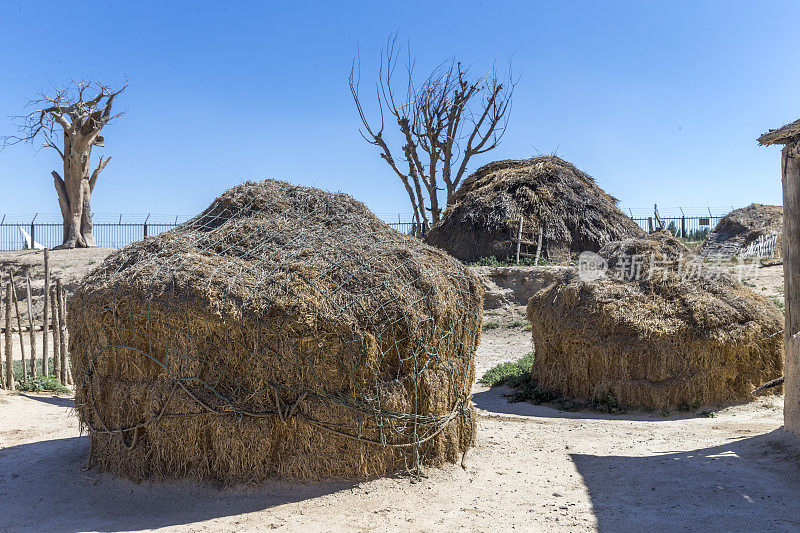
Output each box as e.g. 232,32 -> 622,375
0,435 -> 358,532
571,429 -> 800,532
19,393 -> 74,408
472,385 -> 715,422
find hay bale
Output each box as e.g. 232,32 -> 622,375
68,179 -> 482,482
699,203 -> 783,258
425,156 -> 645,262
527,233 -> 784,409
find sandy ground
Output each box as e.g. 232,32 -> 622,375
2,324 -> 800,532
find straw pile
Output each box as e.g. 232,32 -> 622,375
699,203 -> 783,257
68,179 -> 482,482
425,156 -> 645,262
527,232 -> 784,409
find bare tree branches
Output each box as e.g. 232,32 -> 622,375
350,36 -> 515,232
4,80 -> 127,248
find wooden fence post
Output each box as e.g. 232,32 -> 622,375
534,224 -> 544,267
9,271 -> 26,382
647,217 -> 653,233
782,143 -> 800,436
5,282 -> 13,390
56,280 -> 68,385
49,286 -> 60,384
26,277 -> 36,379
42,248 -> 50,377
681,216 -> 686,239
515,216 -> 524,265
0,283 -> 4,390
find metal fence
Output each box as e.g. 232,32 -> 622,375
630,215 -> 724,239
0,215 -> 426,251
0,211 -> 730,251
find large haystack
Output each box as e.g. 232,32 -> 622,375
527,232 -> 784,409
699,203 -> 783,257
68,179 -> 482,482
425,156 -> 645,263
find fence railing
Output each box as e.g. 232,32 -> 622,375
0,212 -> 727,251
0,217 -> 427,251
630,215 -> 723,240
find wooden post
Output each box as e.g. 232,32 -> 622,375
534,224 -> 544,267
515,216 -> 524,265
681,216 -> 686,239
56,280 -> 68,385
49,286 -> 60,384
647,217 -> 653,233
782,143 -> 800,436
26,277 -> 36,379
9,271 -> 26,382
42,248 -> 50,378
0,283 -> 4,391
4,282 -> 13,391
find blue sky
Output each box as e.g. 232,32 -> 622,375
1,1 -> 798,221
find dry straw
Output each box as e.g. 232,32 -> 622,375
527,231 -> 784,409
699,203 -> 783,258
425,156 -> 644,262
68,179 -> 482,482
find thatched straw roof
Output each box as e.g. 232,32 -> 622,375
68,179 -> 482,481
425,156 -> 645,262
699,203 -> 782,258
758,118 -> 800,146
527,234 -> 784,409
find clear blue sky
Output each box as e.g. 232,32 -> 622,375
1,1 -> 798,221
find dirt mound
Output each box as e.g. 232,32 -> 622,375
699,204 -> 782,257
527,235 -> 784,409
424,156 -> 645,263
68,179 -> 482,482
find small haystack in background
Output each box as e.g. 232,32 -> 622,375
68,179 -> 482,482
424,156 -> 645,263
699,203 -> 783,258
527,232 -> 784,409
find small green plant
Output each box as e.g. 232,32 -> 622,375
17,376 -> 70,394
479,351 -> 536,386
771,297 -> 786,314
699,409 -> 717,418
660,409 -> 671,417
466,256 -> 549,267
482,321 -> 500,330
592,391 -> 624,414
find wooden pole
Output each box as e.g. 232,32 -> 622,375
534,224 -> 544,267
782,143 -> 800,436
515,216 -> 524,265
647,217 -> 653,233
42,248 -> 50,378
9,271 -> 26,381
5,282 -> 13,391
56,280 -> 68,385
0,282 -> 5,390
26,277 -> 36,380
49,286 -> 60,384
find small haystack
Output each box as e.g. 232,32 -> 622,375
527,232 -> 784,409
699,203 -> 783,258
425,156 -> 645,263
68,179 -> 482,482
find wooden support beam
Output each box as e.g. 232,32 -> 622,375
50,286 -> 60,385
781,142 -> 800,436
42,249 -> 50,378
9,271 -> 26,382
515,216 -> 524,266
534,224 -> 544,267
26,277 -> 36,379
4,282 -> 13,390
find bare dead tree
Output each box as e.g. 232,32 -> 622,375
350,36 -> 514,233
4,81 -> 127,248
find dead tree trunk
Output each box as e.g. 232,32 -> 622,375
782,142 -> 800,437
7,81 -> 125,249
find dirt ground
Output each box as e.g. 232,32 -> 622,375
1,254 -> 798,532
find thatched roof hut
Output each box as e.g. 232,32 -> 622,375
424,156 -> 645,263
699,204 -> 782,258
68,179 -> 482,481
527,232 -> 784,409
